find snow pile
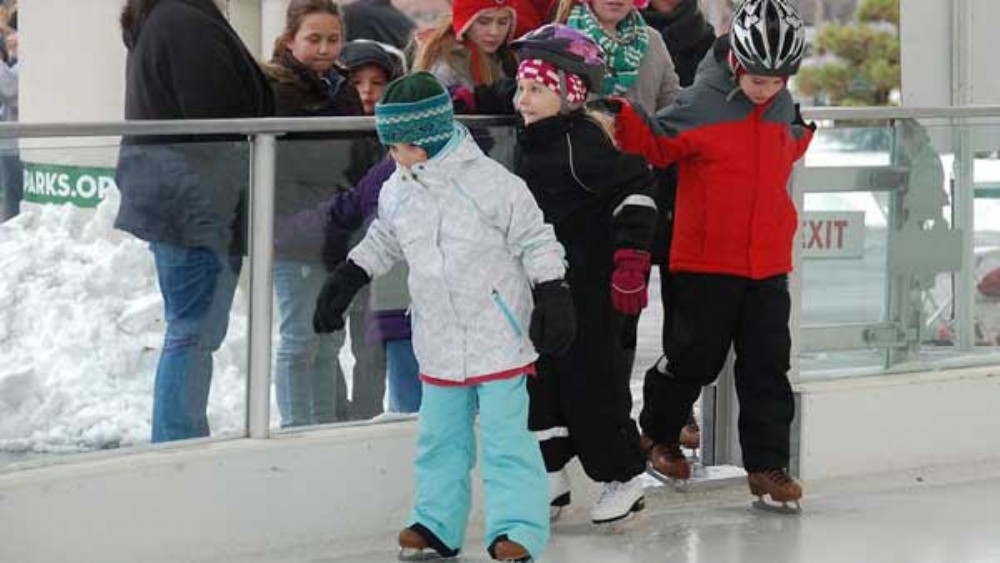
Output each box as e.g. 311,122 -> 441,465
0,191 -> 247,453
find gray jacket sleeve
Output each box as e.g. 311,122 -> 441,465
648,31 -> 681,112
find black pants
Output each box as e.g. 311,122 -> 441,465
639,273 -> 794,471
528,292 -> 647,483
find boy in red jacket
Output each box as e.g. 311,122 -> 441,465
610,0 -> 812,512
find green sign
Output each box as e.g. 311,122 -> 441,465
22,162 -> 117,208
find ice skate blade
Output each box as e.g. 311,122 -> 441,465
591,497 -> 645,525
645,466 -> 690,491
751,498 -> 802,515
398,547 -> 458,561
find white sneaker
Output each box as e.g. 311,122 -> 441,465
549,468 -> 571,520
590,476 -> 645,524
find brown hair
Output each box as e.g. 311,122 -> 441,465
271,0 -> 343,60
120,0 -> 161,48
412,16 -> 513,86
554,0 -> 575,24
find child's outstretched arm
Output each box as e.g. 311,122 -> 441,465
604,97 -> 698,168
346,213 -> 404,281
313,212 -> 403,334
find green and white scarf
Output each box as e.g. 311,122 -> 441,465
567,3 -> 649,97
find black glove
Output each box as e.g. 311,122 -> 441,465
793,103 -> 817,131
313,260 -> 371,333
529,280 -> 577,357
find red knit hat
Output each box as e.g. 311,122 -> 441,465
453,0 -> 518,42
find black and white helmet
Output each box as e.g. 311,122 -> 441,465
730,0 -> 806,76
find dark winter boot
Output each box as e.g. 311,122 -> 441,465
488,535 -> 533,562
397,524 -> 459,561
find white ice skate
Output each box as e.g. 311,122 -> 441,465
549,468 -> 571,520
590,475 -> 645,524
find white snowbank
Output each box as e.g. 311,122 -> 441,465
0,190 -> 248,453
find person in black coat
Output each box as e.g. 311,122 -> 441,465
342,0 -> 415,51
511,25 -> 658,525
114,0 -> 273,443
642,0 -> 716,88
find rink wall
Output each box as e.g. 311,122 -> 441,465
795,365 -> 1000,481
4,366 -> 1000,562
0,422 -> 428,563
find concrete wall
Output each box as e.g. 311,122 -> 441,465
4,366 -> 1000,561
0,422 -> 429,563
796,366 -> 1000,481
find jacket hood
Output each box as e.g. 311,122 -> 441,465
692,36 -> 740,97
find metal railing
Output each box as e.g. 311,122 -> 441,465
3,106 -> 999,444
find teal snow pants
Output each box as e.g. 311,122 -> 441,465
407,374 -> 549,558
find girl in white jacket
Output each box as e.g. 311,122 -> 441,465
313,72 -> 575,563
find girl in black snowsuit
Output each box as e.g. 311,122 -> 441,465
511,24 -> 658,526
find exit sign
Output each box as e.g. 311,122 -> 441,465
801,211 -> 866,259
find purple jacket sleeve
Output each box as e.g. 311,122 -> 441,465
321,155 -> 397,271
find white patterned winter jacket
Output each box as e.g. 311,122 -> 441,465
349,124 -> 567,384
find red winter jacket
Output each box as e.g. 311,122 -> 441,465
616,41 -> 813,280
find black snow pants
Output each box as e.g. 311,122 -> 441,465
639,273 -> 794,471
528,271 -> 647,484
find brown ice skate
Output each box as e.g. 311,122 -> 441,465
397,526 -> 459,561
489,537 -> 532,562
679,422 -> 701,450
747,468 -> 803,514
640,435 -> 691,481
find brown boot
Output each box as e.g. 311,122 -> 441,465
398,526 -> 459,560
679,422 -> 701,450
641,435 -> 691,481
747,468 -> 803,503
489,537 -> 532,562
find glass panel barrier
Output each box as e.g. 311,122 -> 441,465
0,137 -> 251,469
795,117 -> 1000,379
269,124 -> 518,431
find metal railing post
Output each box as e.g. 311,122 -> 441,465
247,133 -> 276,439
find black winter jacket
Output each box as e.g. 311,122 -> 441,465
515,113 -> 657,377
114,0 -> 273,254
642,0 -> 716,89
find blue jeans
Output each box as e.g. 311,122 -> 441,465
409,376 -> 549,558
150,242 -> 241,443
273,260 -> 348,427
386,338 -> 421,413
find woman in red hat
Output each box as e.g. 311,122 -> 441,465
412,0 -> 519,90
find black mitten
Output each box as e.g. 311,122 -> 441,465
529,280 -> 577,357
793,103 -> 817,131
313,260 -> 371,333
